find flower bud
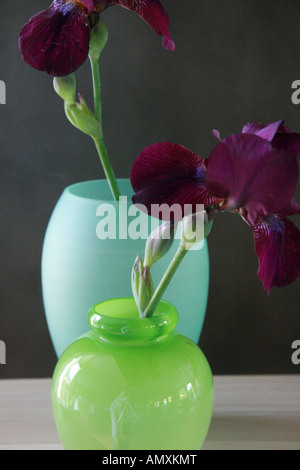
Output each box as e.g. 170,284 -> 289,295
89,18 -> 109,61
144,221 -> 177,268
180,211 -> 213,251
53,74 -> 76,105
132,255 -> 154,318
64,95 -> 102,140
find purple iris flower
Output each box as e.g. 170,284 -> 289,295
19,0 -> 175,77
131,124 -> 300,293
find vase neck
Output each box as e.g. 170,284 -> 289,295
88,298 -> 178,345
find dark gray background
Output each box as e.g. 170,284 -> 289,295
0,0 -> 299,378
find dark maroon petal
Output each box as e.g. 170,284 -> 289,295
115,0 -> 175,50
274,122 -> 300,157
279,197 -> 300,216
19,1 -> 91,76
131,142 -> 220,220
272,132 -> 300,158
243,120 -> 300,158
242,120 -> 283,142
253,216 -> 300,293
206,134 -> 299,225
277,122 -> 294,134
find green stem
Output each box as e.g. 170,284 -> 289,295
90,57 -> 121,201
90,58 -> 102,124
145,245 -> 188,318
93,136 -> 121,201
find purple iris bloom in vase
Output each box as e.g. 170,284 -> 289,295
131,122 -> 300,293
19,0 -> 175,77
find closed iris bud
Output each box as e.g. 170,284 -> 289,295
53,74 -> 76,105
64,94 -> 102,140
180,211 -> 213,251
89,18 -> 109,61
132,255 -> 154,318
144,221 -> 177,268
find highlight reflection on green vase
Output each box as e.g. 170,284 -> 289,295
52,298 -> 214,450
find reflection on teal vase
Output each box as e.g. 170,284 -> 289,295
52,298 -> 214,450
42,180 -> 210,357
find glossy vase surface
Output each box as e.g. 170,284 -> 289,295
42,179 -> 210,357
52,298 -> 214,450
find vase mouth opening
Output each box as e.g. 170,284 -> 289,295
88,298 -> 179,343
66,179 -> 134,204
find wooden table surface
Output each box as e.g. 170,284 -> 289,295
0,375 -> 299,450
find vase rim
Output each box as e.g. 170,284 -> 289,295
65,179 -> 133,204
88,297 -> 179,343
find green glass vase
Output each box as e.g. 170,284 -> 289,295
52,298 -> 214,450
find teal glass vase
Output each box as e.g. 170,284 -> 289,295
52,298 -> 214,450
42,179 -> 210,357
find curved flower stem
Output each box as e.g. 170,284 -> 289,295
145,244 -> 188,318
90,57 -> 121,201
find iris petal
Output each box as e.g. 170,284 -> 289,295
243,120 -> 300,158
242,120 -> 283,142
131,142 -> 219,219
272,132 -> 300,158
253,216 -> 300,293
206,134 -> 299,225
115,0 -> 175,50
279,197 -> 300,216
19,1 -> 91,77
